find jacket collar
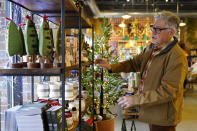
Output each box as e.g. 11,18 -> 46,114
149,36 -> 178,55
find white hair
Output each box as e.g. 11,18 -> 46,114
154,11 -> 180,32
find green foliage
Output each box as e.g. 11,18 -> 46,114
82,18 -> 124,117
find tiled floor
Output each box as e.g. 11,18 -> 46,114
113,85 -> 197,131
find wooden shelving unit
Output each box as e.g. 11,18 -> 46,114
3,1 -> 94,131
8,0 -> 91,28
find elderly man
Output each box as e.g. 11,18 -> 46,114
95,11 -> 188,131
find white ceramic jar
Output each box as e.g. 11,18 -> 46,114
65,83 -> 74,100
49,82 -> 61,98
37,83 -> 49,98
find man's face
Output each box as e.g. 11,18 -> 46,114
151,18 -> 174,45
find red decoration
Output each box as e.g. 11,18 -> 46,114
5,17 -> 12,21
59,18 -> 61,24
25,15 -> 31,20
65,111 -> 72,118
37,99 -> 61,106
43,14 -> 47,22
19,23 -> 26,26
86,118 -> 93,126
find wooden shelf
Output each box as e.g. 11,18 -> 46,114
0,62 -> 91,76
8,0 -> 91,28
0,67 -> 61,76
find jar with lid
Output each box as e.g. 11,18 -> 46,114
71,107 -> 78,121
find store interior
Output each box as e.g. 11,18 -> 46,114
0,0 -> 197,131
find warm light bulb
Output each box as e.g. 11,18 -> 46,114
179,20 -> 186,26
119,23 -> 126,28
122,15 -> 131,19
146,40 -> 149,44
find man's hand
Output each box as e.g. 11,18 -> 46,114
95,58 -> 111,70
118,96 -> 134,109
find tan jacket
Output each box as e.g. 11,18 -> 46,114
111,38 -> 188,126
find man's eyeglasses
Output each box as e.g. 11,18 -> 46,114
150,25 -> 170,34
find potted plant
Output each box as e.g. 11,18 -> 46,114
82,18 -> 125,131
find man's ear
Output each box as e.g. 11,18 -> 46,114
169,28 -> 175,37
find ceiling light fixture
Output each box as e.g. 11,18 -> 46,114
179,20 -> 186,26
122,14 -> 131,19
176,0 -> 186,27
119,22 -> 126,28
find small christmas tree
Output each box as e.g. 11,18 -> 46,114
7,18 -> 24,68
54,22 -> 62,67
24,15 -> 40,68
39,14 -> 54,68
82,18 -> 124,121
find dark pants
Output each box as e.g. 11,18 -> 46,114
149,124 -> 176,131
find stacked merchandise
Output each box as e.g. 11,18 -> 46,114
4,105 -> 21,131
44,102 -> 75,130
5,103 -> 49,131
46,106 -> 63,131
15,103 -> 49,131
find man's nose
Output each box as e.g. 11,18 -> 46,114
152,29 -> 157,35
